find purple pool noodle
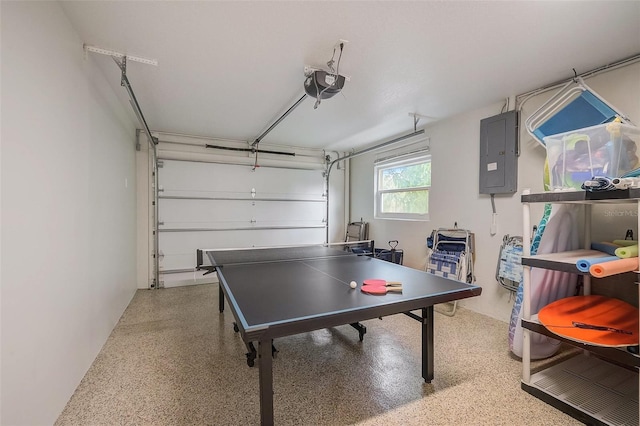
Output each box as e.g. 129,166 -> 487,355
590,242 -> 619,256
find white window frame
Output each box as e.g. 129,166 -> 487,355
374,153 -> 431,221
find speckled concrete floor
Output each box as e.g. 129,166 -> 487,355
55,284 -> 581,425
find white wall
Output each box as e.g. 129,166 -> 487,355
1,2 -> 138,424
350,62 -> 640,322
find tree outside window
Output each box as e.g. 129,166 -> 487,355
375,154 -> 430,221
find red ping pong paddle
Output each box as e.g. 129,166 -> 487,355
362,279 -> 402,287
361,285 -> 403,295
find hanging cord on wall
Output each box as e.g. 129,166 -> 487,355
500,97 -> 509,114
314,42 -> 344,109
490,194 -> 498,236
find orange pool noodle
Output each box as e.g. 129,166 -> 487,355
589,257 -> 639,278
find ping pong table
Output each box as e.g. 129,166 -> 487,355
196,244 -> 482,425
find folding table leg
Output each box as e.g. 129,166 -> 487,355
218,285 -> 224,312
258,339 -> 274,426
245,342 -> 257,367
422,306 -> 434,383
349,322 -> 367,341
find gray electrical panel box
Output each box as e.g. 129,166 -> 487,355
479,110 -> 518,194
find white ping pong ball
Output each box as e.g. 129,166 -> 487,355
350,281 -> 357,289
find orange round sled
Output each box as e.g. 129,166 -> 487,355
538,295 -> 639,347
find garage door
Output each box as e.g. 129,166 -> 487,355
149,133 -> 339,288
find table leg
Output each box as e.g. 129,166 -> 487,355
218,284 -> 224,313
422,306 -> 434,383
258,339 -> 274,426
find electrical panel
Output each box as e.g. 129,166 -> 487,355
479,110 -> 518,194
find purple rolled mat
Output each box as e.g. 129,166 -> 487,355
590,242 -> 620,256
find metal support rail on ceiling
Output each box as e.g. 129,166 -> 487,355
153,132 -> 325,159
324,128 -> 425,243
252,94 -> 308,147
205,144 -> 296,156
515,52 -> 640,111
114,57 -> 158,148
152,134 -> 320,159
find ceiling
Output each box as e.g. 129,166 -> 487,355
60,1 -> 640,152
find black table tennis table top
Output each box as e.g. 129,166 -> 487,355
206,246 -> 482,341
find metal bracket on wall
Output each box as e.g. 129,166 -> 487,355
84,44 -> 158,66
83,44 -> 159,146
409,113 -> 434,131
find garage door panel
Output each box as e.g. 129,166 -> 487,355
159,160 -> 325,199
252,201 -> 325,223
159,199 -> 326,227
158,160 -> 253,195
159,228 -> 326,253
159,228 -> 327,271
159,198 -> 255,224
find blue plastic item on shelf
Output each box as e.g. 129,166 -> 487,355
532,91 -> 618,144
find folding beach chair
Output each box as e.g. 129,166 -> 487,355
426,227 -> 475,316
496,235 -> 523,293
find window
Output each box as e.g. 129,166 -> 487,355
374,153 -> 431,221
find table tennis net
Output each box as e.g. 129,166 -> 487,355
196,241 -> 375,269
